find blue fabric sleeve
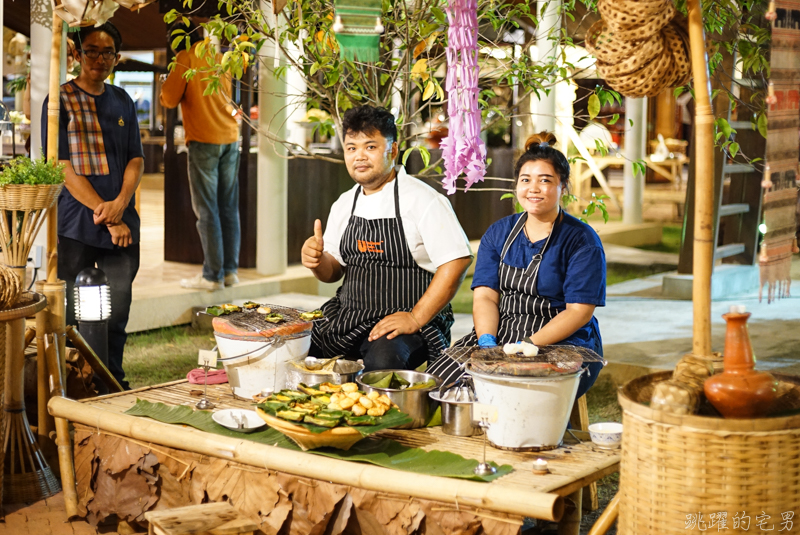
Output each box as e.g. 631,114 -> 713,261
471,223 -> 503,290
563,245 -> 606,305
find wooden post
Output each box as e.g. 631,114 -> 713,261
46,13 -> 63,283
687,0 -> 714,358
44,334 -> 78,519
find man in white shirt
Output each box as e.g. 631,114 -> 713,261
302,105 -> 473,371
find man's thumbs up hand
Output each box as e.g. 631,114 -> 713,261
302,219 -> 325,270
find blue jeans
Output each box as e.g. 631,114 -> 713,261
187,141 -> 241,282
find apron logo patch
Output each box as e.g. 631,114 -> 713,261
357,240 -> 384,253
118,117 -> 125,126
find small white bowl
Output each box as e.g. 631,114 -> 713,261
588,422 -> 623,449
212,409 -> 266,433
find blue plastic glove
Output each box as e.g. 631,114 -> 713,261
478,334 -> 498,348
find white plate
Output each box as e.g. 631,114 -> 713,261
212,409 -> 267,433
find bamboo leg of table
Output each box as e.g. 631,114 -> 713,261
587,492 -> 619,535
557,489 -> 583,535
45,334 -> 78,518
36,280 -> 67,466
569,396 -> 598,512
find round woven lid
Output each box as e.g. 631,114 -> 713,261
585,21 -> 638,64
605,49 -> 673,98
598,0 -> 672,29
607,2 -> 675,42
596,32 -> 664,77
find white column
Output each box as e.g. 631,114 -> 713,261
531,0 -> 559,134
256,39 -> 288,275
285,41 -> 307,150
31,1 -> 54,252
623,97 -> 647,224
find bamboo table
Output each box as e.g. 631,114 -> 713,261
50,380 -> 620,534
0,292 -> 60,506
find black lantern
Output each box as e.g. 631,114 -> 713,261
75,267 -> 111,393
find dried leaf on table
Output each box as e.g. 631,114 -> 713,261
150,464 -> 194,512
95,434 -> 151,475
192,457 -> 281,525
480,516 -> 524,535
351,507 -> 389,535
325,494 -> 354,535
349,487 -> 424,534
418,517 -> 447,535
86,452 -> 160,525
259,489 -> 293,535
73,429 -> 98,517
277,473 -> 347,525
423,505 -> 482,535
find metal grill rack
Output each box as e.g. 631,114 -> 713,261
440,344 -> 607,378
223,304 -> 315,341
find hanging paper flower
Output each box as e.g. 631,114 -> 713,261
439,0 -> 486,195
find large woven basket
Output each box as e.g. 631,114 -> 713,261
618,371 -> 800,534
0,183 -> 63,211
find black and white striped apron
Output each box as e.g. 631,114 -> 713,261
428,211 -> 559,385
311,178 -> 454,363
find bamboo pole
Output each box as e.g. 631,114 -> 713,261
66,326 -> 124,393
48,397 -> 565,522
24,327 -> 35,349
44,334 -> 79,519
587,493 -> 619,535
687,0 -> 714,358
557,489 -> 583,535
46,13 -> 63,283
36,280 -> 67,462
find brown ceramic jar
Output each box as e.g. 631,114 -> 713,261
704,306 -> 778,418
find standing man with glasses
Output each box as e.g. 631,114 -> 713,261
160,24 -> 241,291
42,22 -> 143,390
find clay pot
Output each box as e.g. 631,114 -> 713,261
704,307 -> 778,418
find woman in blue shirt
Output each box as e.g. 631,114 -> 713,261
429,132 -> 605,397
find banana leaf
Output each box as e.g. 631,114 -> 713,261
257,402 -> 412,435
125,400 -> 512,482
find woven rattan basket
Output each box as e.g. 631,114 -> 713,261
0,183 -> 63,211
618,371 -> 800,534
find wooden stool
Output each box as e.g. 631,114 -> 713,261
570,395 -> 599,512
145,502 -> 258,535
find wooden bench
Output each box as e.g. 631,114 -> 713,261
145,502 -> 258,535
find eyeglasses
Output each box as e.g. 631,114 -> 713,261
81,50 -> 117,61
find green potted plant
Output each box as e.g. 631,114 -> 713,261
0,157 -> 65,280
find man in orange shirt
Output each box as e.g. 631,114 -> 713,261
160,27 -> 240,291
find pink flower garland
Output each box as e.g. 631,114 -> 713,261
439,0 -> 486,194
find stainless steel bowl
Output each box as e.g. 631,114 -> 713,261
429,392 -> 481,437
284,358 -> 364,390
357,370 -> 442,429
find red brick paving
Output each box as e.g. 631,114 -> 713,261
0,493 -> 122,535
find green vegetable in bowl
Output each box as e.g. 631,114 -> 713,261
406,379 -> 437,390
364,372 -> 434,390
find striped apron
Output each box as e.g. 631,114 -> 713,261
311,178 -> 454,363
428,211 -> 559,385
